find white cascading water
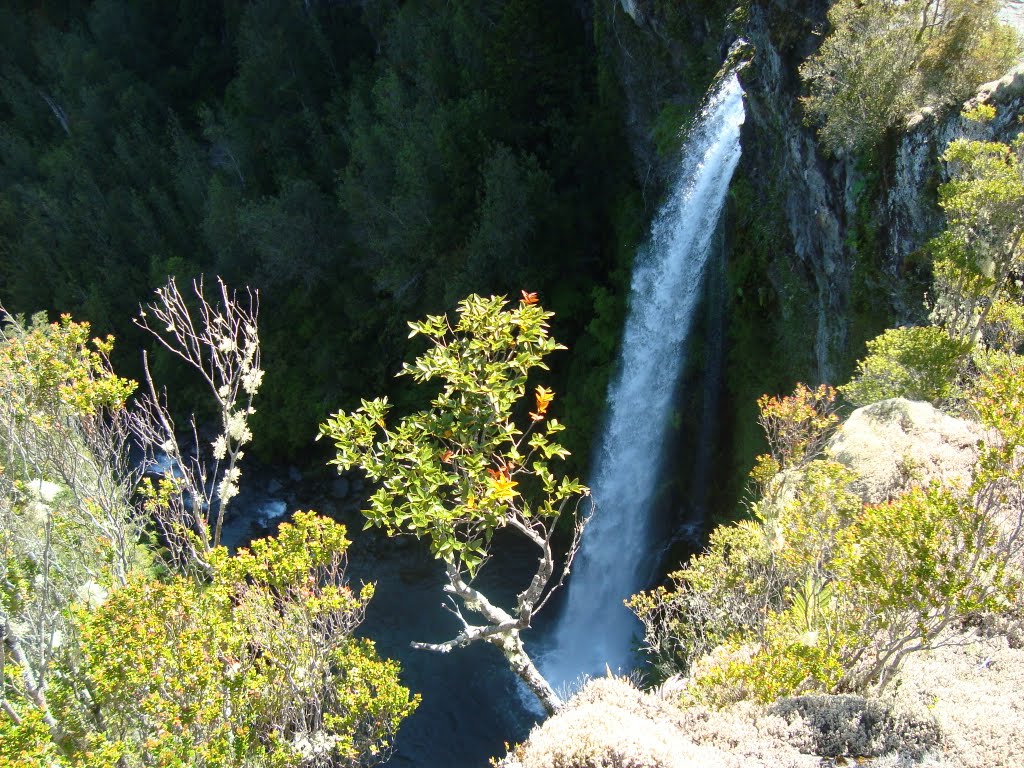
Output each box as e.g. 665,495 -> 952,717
545,72 -> 745,688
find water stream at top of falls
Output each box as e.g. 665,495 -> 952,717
544,72 -> 745,689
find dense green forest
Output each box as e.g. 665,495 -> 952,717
0,0 -> 651,462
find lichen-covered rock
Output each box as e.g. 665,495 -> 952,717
826,398 -> 989,504
498,678 -> 817,768
770,694 -> 941,759
497,677 -> 941,768
889,633 -> 1024,768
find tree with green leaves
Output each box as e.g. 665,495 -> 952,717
800,0 -> 1020,154
319,293 -> 589,715
929,131 -> 1024,346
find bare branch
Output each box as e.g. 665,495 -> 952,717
132,277 -> 262,563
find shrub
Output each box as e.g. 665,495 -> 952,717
929,135 -> 1024,347
838,326 -> 969,406
833,483 -> 1017,689
750,384 -> 839,498
800,0 -> 1020,155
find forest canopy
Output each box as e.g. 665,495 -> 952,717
0,0 -> 633,460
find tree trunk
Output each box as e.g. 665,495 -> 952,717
491,630 -> 563,715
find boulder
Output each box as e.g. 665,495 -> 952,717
827,398 -> 989,504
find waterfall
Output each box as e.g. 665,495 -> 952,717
545,72 -> 745,687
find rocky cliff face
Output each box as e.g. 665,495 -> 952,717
737,0 -> 856,383
608,0 -> 1024,517
734,0 -> 1024,384
884,66 -> 1024,280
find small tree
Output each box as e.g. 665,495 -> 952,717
800,0 -> 1019,154
132,277 -> 263,573
833,483 -> 1016,690
0,311 -> 140,759
929,134 -> 1024,346
319,293 -> 588,715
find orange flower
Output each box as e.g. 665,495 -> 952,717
520,290 -> 539,305
531,385 -> 554,420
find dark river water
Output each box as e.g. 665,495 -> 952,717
350,533 -> 553,768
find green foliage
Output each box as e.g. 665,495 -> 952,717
970,351 -> 1024,445
0,312 -> 136,419
833,483 -> 1016,688
319,294 -> 587,575
75,513 -> 417,768
1,307 -> 416,767
800,0 -> 1020,154
319,294 -> 587,714
633,383 -> 1023,702
627,520 -> 777,680
770,461 -> 863,575
838,325 -> 969,406
690,609 -> 845,706
754,384 -> 839,479
928,134 -> 1024,345
962,101 -> 997,123
0,0 -> 627,464
630,459 -> 856,684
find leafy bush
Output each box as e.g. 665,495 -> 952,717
757,384 -> 839,469
632,383 -> 1023,704
628,520 -> 779,680
929,134 -> 1024,346
76,513 -> 417,767
630,459 -> 857,685
800,0 -> 1020,154
750,384 -> 839,495
833,483 -> 1017,689
0,298 -> 417,766
838,326 -> 969,406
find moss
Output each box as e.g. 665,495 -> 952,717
715,171 -> 820,526
560,188 -> 641,477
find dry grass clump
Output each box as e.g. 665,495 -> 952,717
769,695 -> 941,759
501,678 -> 738,768
888,632 -> 1024,768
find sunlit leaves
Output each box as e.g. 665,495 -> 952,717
531,385 -> 554,421
756,383 -> 838,470
929,134 -> 1024,346
0,313 -> 136,420
838,326 -> 970,406
76,513 -> 417,768
319,294 -> 587,577
800,0 -> 1020,154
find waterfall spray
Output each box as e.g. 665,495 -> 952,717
545,72 -> 745,687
